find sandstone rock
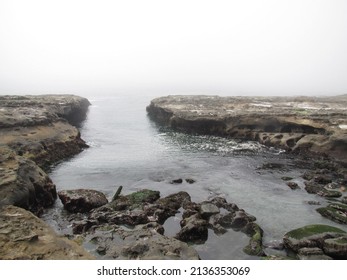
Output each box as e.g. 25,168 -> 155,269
147,95 -> 347,165
0,206 -> 93,260
58,189 -> 108,213
0,146 -> 56,214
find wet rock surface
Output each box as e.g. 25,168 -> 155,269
64,189 -> 265,259
0,206 -> 93,260
147,95 -> 347,165
58,189 -> 108,213
283,224 -> 347,259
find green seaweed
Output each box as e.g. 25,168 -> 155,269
285,224 -> 346,240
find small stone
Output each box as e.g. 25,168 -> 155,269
170,179 -> 183,184
287,182 -> 299,190
281,176 -> 294,181
185,178 -> 195,184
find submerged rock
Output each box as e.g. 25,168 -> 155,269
0,206 -> 93,260
58,189 -> 108,213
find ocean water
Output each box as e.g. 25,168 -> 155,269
44,94 -> 347,259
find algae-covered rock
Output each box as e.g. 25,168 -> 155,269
297,247 -> 332,260
316,203 -> 347,224
323,236 -> 347,259
283,224 -> 346,258
243,222 -> 265,256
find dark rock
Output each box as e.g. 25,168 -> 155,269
305,201 -> 321,206
185,178 -> 196,184
242,222 -> 265,256
281,176 -> 294,181
58,189 -> 108,213
217,210 -> 254,230
0,147 -> 57,215
287,182 -> 299,190
316,203 -> 347,224
176,214 -> 208,243
304,180 -> 324,194
170,178 -> 183,184
297,247 -> 332,260
322,236 -> 347,259
342,196 -> 347,205
317,188 -> 342,198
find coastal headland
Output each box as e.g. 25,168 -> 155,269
147,95 -> 347,165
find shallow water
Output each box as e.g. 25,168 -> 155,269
43,94 -> 347,259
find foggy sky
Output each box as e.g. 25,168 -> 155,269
0,0 -> 347,96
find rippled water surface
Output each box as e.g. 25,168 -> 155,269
44,94 -> 347,259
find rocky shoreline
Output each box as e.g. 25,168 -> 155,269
1,94 -> 347,260
0,95 -> 92,259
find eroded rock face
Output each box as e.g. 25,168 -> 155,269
147,95 -> 347,165
0,206 -> 93,260
0,146 -> 56,214
0,95 -> 90,170
58,189 -> 109,213
0,95 -> 90,213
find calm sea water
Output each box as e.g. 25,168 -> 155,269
43,94 -> 347,259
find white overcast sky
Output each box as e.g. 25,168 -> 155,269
0,0 -> 347,96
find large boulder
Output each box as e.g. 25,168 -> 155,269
0,147 -> 56,214
283,224 -> 347,259
58,189 -> 109,213
0,206 -> 93,260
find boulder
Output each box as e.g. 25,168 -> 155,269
322,236 -> 347,259
58,189 -> 108,213
316,203 -> 347,224
199,202 -> 220,219
297,247 -> 332,260
0,146 -> 56,214
176,213 -> 208,243
283,224 -> 347,259
0,206 -> 93,260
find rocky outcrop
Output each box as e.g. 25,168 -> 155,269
0,95 -> 90,212
0,205 -> 93,260
0,146 -> 56,214
58,189 -> 109,213
283,224 -> 347,259
67,189 -> 264,259
0,95 -> 90,170
147,95 -> 347,165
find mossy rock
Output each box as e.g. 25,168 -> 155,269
243,223 -> 265,256
318,189 -> 342,198
316,203 -> 347,224
283,224 -> 346,253
323,236 -> 347,258
110,189 -> 160,211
